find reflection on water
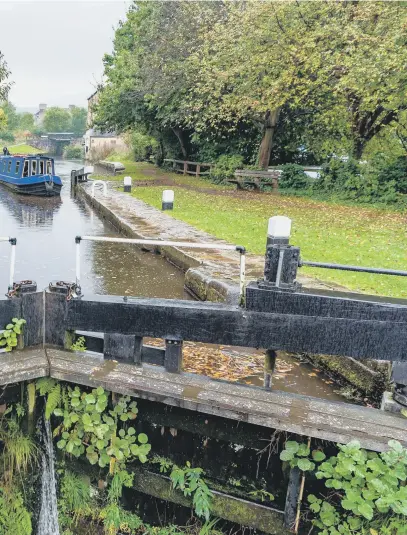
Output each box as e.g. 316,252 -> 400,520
0,159 -> 190,298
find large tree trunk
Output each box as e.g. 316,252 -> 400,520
352,139 -> 365,161
257,108 -> 280,171
172,127 -> 188,159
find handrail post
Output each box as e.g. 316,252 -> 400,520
75,236 -> 81,289
8,238 -> 16,292
183,161 -> 187,175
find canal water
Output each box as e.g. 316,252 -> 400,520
0,159 -> 344,402
0,159 -> 189,298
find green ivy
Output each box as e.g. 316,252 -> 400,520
52,385 -> 151,474
280,439 -> 407,534
0,318 -> 26,352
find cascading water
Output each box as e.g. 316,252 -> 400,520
37,417 -> 60,535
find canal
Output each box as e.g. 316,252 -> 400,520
0,159 -> 189,298
0,159 -> 344,401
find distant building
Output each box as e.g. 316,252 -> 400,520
34,103 -> 47,126
84,90 -> 127,162
34,103 -> 77,126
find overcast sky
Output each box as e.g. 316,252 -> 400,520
0,0 -> 131,111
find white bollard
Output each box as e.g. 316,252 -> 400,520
162,189 -> 174,211
124,176 -> 132,193
267,216 -> 292,243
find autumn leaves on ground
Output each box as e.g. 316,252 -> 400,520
104,161 -> 407,299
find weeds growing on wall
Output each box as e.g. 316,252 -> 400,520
0,392 -> 38,535
0,318 -> 26,352
280,439 -> 407,534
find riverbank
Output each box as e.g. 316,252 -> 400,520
9,143 -> 46,154
93,160 -> 407,299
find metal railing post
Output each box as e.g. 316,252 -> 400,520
75,236 -> 81,288
8,237 -> 16,291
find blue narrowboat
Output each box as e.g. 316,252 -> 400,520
0,153 -> 62,196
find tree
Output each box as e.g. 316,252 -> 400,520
18,112 -> 34,132
0,101 -> 18,132
0,51 -> 11,103
43,107 -> 71,133
69,106 -> 87,136
95,2 -> 225,160
187,1 -> 407,161
96,0 -> 407,169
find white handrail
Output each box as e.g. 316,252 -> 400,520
75,236 -> 246,300
0,237 -> 17,291
91,180 -> 108,198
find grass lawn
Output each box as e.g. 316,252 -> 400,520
8,144 -> 46,155
127,185 -> 407,298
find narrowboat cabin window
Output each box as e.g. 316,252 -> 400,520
23,160 -> 29,177
7,160 -> 12,173
31,160 -> 37,176
46,160 -> 52,174
2,160 -> 5,173
39,160 -> 44,175
15,161 -> 20,175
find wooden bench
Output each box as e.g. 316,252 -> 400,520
228,169 -> 280,190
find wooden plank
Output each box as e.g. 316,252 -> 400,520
131,467 -> 288,535
47,349 -> 407,451
246,284 -> 407,321
0,348 -> 49,385
65,295 -> 407,361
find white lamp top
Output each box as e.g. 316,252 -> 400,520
162,190 -> 174,202
124,176 -> 132,186
267,216 -> 292,238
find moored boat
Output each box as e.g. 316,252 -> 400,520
0,152 -> 62,197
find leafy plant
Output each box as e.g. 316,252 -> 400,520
0,318 -> 26,352
210,154 -> 244,184
70,336 -> 86,352
279,440 -> 315,472
170,462 -> 213,521
0,417 -> 38,483
280,439 -> 407,534
0,488 -> 31,535
53,385 -> 150,473
279,164 -> 310,190
248,485 -> 274,503
63,144 -> 83,160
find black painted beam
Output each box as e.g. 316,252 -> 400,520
65,294 -> 407,361
246,283 -> 407,320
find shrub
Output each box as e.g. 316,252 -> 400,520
210,154 -> 244,184
376,156 -> 407,194
280,439 -> 407,535
315,157 -> 401,203
63,144 -> 83,160
131,131 -> 158,162
0,131 -> 15,143
279,164 -> 310,190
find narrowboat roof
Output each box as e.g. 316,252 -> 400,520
0,154 -> 53,159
